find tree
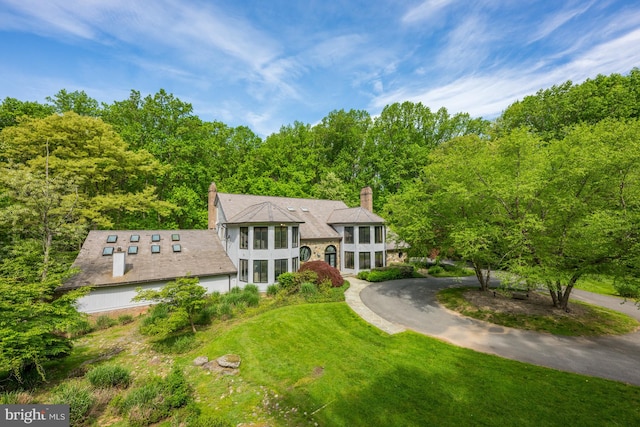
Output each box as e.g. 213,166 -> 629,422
0,97 -> 54,132
0,275 -> 88,382
133,277 -> 207,335
0,111 -> 174,229
46,89 -> 100,116
364,102 -> 489,211
387,119 -> 640,309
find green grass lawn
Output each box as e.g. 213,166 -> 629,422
21,299 -> 640,426
574,275 -> 620,296
437,287 -> 639,336
180,303 -> 640,426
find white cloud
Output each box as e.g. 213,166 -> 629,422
528,1 -> 596,43
402,0 -> 457,24
370,26 -> 640,118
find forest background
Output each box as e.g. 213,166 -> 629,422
1,69 -> 640,379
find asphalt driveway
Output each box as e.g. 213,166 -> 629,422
356,276 -> 640,386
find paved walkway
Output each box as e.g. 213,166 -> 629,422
345,276 -> 640,386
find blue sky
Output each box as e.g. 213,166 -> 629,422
1,1 -> 639,136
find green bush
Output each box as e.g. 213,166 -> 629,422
94,315 -> 117,330
118,314 -> 134,325
277,272 -> 298,292
51,381 -> 94,426
266,284 -> 278,296
427,265 -> 445,275
115,367 -> 192,427
243,284 -> 259,294
242,291 -> 260,307
67,319 -> 93,337
614,279 -> 640,298
357,271 -> 370,280
218,302 -> 233,317
87,364 -> 132,388
301,282 -> 318,296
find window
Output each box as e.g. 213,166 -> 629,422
240,227 -> 249,249
152,234 -> 161,242
102,247 -> 114,256
292,226 -> 299,248
345,251 -> 355,269
359,252 -> 371,269
275,226 -> 288,249
359,226 -> 370,244
253,260 -> 268,283
128,246 -> 138,255
171,233 -> 180,241
254,227 -> 268,249
375,251 -> 384,268
239,259 -> 248,282
274,259 -> 288,279
375,226 -> 384,244
106,235 -> 118,243
130,234 -> 140,242
344,226 -> 354,244
151,244 -> 161,253
300,246 -> 311,262
292,257 -> 299,272
325,245 -> 337,268
172,244 -> 181,252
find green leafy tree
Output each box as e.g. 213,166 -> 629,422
0,111 -> 174,229
133,277 -> 207,335
0,97 -> 54,132
46,89 -> 100,116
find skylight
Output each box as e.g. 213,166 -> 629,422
287,207 -> 296,211
128,246 -> 138,255
172,244 -> 181,252
171,234 -> 180,241
151,234 -> 161,242
151,245 -> 161,253
130,234 -> 140,242
301,207 -> 309,212
106,235 -> 118,243
102,247 -> 114,256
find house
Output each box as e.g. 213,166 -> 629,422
64,184 -> 386,312
210,183 -> 386,290
61,230 -> 237,313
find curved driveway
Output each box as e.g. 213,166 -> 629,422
355,276 -> 640,386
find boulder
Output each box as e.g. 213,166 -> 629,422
217,354 -> 241,369
193,356 -> 209,366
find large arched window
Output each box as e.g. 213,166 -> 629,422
325,245 -> 337,268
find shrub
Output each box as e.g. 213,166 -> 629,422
299,260 -> 344,287
194,304 -> 218,325
277,272 -> 297,292
67,319 -> 93,337
118,314 -> 134,325
357,271 -> 370,280
242,291 -> 260,307
87,364 -> 132,388
266,284 -> 278,296
115,367 -> 192,427
614,279 -> 640,298
218,302 -> 233,317
300,282 -> 318,296
243,284 -> 259,294
94,315 -> 117,330
427,265 -> 445,275
51,381 -> 94,426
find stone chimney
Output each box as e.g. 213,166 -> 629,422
360,186 -> 373,212
208,182 -> 218,230
113,248 -> 126,277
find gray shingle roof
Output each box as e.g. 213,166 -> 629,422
216,193 -> 352,239
226,201 -> 304,224
326,207 -> 385,224
62,229 -> 236,289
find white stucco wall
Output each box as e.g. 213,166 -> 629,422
76,275 -> 233,313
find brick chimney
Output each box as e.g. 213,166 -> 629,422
360,186 -> 373,212
208,182 -> 218,229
